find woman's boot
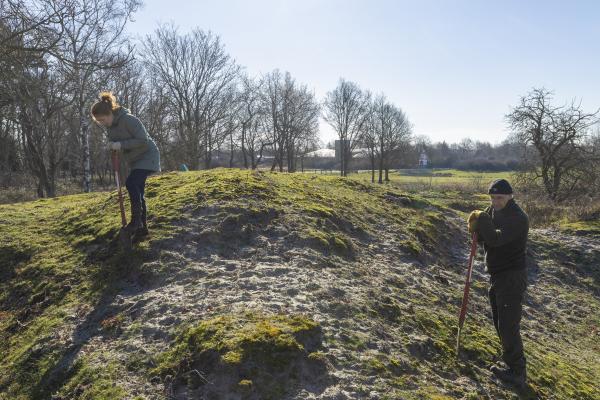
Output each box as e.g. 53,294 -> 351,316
134,201 -> 149,241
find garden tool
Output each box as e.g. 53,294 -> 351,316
456,233 -> 478,356
111,150 -> 131,250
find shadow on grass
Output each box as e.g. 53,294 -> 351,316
25,231 -> 155,399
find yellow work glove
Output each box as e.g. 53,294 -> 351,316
467,210 -> 483,234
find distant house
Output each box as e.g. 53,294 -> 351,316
304,148 -> 336,158
305,141 -> 369,160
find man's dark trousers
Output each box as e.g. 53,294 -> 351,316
488,268 -> 527,373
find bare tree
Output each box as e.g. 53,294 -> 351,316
457,138 -> 475,156
137,72 -> 174,169
203,83 -> 238,169
286,85 -> 320,172
261,70 -> 319,172
110,60 -> 147,116
0,0 -> 70,59
362,98 -> 378,182
323,78 -> 370,176
142,25 -> 240,169
235,76 -> 272,169
372,95 -> 413,183
0,1 -> 75,197
507,88 -> 599,201
14,65 -> 72,197
0,0 -> 140,196
262,70 -> 288,172
62,0 -> 140,192
0,101 -> 23,188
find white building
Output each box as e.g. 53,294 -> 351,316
304,148 -> 336,158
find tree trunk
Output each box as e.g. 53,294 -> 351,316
370,153 -> 375,183
241,124 -> 248,168
378,137 -> 384,184
81,113 -> 92,192
229,134 -> 235,167
340,139 -> 345,177
36,180 -> 44,198
205,131 -> 212,169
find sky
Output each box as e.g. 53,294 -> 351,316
126,0 -> 600,146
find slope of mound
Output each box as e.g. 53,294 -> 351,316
0,169 -> 598,399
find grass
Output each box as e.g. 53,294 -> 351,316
151,311 -> 325,399
337,168 -> 512,192
1,168 -> 598,399
53,359 -> 127,400
558,219 -> 600,235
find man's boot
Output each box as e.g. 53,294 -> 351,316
492,366 -> 526,388
489,361 -> 507,373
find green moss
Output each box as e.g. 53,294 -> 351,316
151,311 -> 324,398
559,219 -> 600,235
371,295 -> 404,322
153,312 -> 320,374
366,357 -> 387,374
470,280 -> 488,295
304,227 -> 331,248
463,392 -> 480,400
125,353 -> 152,373
417,388 -> 455,400
2,168 -> 598,399
303,203 -> 335,217
413,308 -> 454,339
54,359 -> 127,399
307,351 -> 328,362
341,332 -> 369,351
399,239 -> 423,255
460,325 -> 500,362
302,227 -> 353,257
237,378 -> 253,391
410,305 -> 501,372
3,169 -> 396,398
528,351 -> 600,399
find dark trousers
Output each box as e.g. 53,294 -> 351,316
125,169 -> 152,223
488,268 -> 527,373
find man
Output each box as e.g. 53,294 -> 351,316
468,179 -> 529,388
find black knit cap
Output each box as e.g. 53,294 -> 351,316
488,179 -> 513,194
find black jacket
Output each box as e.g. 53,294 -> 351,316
477,199 -> 529,275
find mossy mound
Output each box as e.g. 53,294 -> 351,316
151,311 -> 328,399
0,169 -> 431,398
1,169 -> 599,399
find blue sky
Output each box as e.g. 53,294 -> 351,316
126,0 -> 600,145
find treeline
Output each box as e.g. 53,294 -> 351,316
0,1 -> 447,196
1,1 -> 599,204
1,1 -> 325,197
322,79 -> 413,183
416,138 -> 523,171
313,138 -> 524,173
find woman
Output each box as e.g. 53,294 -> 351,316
91,92 -> 161,241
